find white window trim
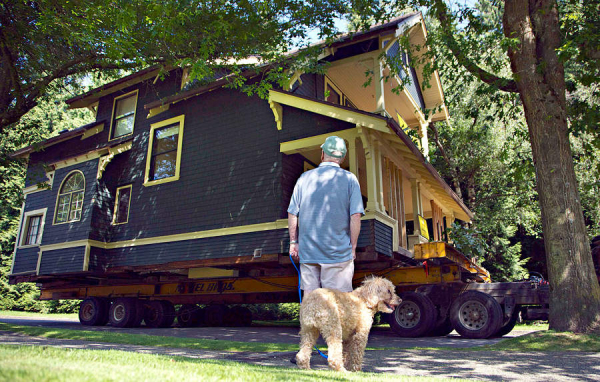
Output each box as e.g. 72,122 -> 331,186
17,208 -> 47,249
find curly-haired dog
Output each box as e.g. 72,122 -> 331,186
295,276 -> 401,372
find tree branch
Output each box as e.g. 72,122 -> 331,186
432,0 -> 519,93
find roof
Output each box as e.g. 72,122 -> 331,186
11,120 -> 106,159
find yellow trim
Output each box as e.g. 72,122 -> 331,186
324,76 -> 343,105
112,184 -> 132,225
53,152 -> 103,170
97,141 -> 133,180
18,208 -> 47,248
53,170 -> 86,225
280,128 -> 358,154
147,104 -> 170,119
83,243 -> 91,271
144,115 -> 185,187
10,201 -> 26,275
418,215 -> 430,241
81,123 -> 105,140
269,101 -> 283,130
269,90 -> 390,133
288,70 -> 304,90
189,267 -> 239,279
303,161 -> 315,172
108,89 -> 139,141
35,213 -> 394,254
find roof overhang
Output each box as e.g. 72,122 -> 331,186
270,90 -> 471,221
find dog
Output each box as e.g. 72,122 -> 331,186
295,276 -> 401,372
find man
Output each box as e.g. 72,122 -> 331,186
287,136 -> 364,294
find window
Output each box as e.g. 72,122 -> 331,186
144,115 -> 185,186
326,83 -> 341,104
54,171 -> 85,224
18,208 -> 47,247
110,90 -> 138,140
113,185 -> 132,225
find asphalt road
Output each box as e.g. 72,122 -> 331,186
2,315 -> 599,381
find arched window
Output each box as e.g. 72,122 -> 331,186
54,171 -> 85,224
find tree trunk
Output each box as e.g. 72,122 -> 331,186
503,0 -> 600,332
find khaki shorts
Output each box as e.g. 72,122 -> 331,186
300,259 -> 354,293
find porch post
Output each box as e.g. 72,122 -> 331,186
347,134 -> 358,177
360,130 -> 383,213
375,58 -> 386,114
410,178 -> 422,236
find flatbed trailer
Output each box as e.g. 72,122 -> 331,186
18,242 -> 548,339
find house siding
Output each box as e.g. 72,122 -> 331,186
11,247 -> 39,274
41,160 -> 98,245
38,246 -> 86,275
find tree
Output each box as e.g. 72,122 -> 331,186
0,0 -> 350,132
361,0 -> 600,332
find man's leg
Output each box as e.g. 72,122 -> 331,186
320,259 -> 354,292
300,263 -> 321,295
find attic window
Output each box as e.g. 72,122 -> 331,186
110,90 -> 138,140
144,115 -> 185,187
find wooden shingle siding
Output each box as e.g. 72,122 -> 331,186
280,154 -> 306,218
41,160 -> 98,245
374,220 -> 393,256
38,246 -> 86,275
92,229 -> 290,270
293,73 -> 325,100
11,247 -> 39,274
358,220 -> 374,248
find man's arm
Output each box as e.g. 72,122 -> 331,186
288,213 -> 299,261
350,213 -> 362,260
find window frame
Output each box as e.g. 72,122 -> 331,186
324,77 -> 343,105
18,208 -> 47,248
112,184 -> 133,225
109,90 -> 139,141
53,170 -> 86,225
144,115 -> 185,187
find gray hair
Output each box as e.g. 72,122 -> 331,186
322,152 -> 345,164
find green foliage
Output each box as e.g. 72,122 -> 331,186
0,72 -> 121,313
247,303 -> 300,321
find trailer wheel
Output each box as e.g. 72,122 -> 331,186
226,306 -> 253,327
79,297 -> 109,326
109,298 -> 139,327
450,291 -> 503,339
388,292 -> 437,337
144,300 -> 176,328
429,317 -> 454,337
494,308 -> 520,337
177,304 -> 200,327
204,305 -> 228,327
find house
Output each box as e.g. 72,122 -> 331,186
9,13 -> 472,314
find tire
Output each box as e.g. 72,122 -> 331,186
204,305 -> 228,327
144,300 -> 176,328
79,297 -> 109,326
108,298 -> 139,328
429,317 -> 454,337
177,304 -> 200,327
388,292 -> 437,337
494,308 -> 520,337
450,291 -> 503,339
225,306 -> 253,327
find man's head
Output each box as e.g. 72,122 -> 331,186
321,136 -> 347,164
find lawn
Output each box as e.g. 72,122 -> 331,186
0,310 -> 78,320
482,330 -> 600,352
0,344 -> 467,382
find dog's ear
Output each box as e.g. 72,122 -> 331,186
357,277 -> 380,309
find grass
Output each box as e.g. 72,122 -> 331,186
0,310 -> 78,319
0,322 -> 299,353
0,345 -> 468,382
481,330 -> 600,352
